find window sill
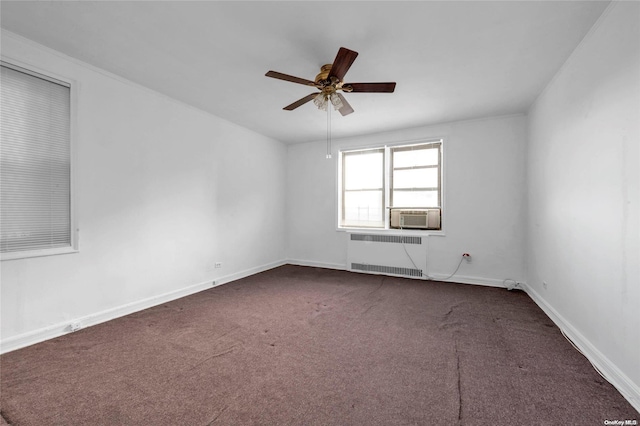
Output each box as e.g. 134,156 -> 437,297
337,227 -> 445,237
1,246 -> 79,261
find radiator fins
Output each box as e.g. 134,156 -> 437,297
350,234 -> 422,245
351,263 -> 423,278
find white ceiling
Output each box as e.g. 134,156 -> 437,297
1,1 -> 610,144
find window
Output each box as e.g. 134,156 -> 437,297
339,140 -> 443,230
390,142 -> 442,208
341,148 -> 385,228
1,61 -> 75,259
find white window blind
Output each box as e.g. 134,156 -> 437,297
1,62 -> 72,254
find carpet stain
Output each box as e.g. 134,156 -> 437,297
0,410 -> 13,426
308,302 -> 332,323
214,326 -> 241,341
440,303 -> 467,331
455,339 -> 463,424
366,279 -> 386,298
188,346 -> 239,372
361,304 -> 377,316
205,405 -> 228,425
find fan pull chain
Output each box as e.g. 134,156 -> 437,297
326,103 -> 332,159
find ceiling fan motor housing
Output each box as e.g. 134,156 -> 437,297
315,65 -> 351,95
315,64 -> 333,84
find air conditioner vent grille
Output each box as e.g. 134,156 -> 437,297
350,234 -> 422,245
351,263 -> 423,277
403,215 -> 427,227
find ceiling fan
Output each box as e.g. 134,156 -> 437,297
265,47 -> 396,116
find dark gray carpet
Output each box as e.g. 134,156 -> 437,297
1,265 -> 637,425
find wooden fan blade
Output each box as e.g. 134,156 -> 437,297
283,93 -> 318,111
266,71 -> 317,87
336,93 -> 354,116
344,82 -> 396,93
328,47 -> 359,81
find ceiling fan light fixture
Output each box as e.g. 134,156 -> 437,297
313,93 -> 328,111
330,93 -> 343,111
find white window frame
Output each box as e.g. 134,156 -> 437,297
337,138 -> 445,234
1,58 -> 78,261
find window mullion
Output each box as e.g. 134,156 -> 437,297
384,145 -> 391,228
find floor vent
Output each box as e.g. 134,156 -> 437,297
351,263 -> 423,278
350,234 -> 422,245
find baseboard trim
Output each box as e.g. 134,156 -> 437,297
286,259 -> 348,271
430,274 -> 513,288
215,259 -> 287,286
286,260 -> 519,290
286,259 -> 522,288
523,283 -> 640,414
0,259 -> 286,354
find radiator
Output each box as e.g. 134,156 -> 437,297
347,233 -> 427,279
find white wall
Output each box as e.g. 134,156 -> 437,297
526,1 -> 640,409
287,114 -> 528,287
0,31 -> 287,352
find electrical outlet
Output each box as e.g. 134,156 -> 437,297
69,322 -> 82,332
214,262 -> 222,269
543,281 -> 548,290
462,253 -> 471,263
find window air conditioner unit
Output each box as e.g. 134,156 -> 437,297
390,209 -> 441,230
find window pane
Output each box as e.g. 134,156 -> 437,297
393,168 -> 438,189
393,147 -> 439,168
344,151 -> 383,190
344,190 -> 384,226
392,190 -> 439,208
